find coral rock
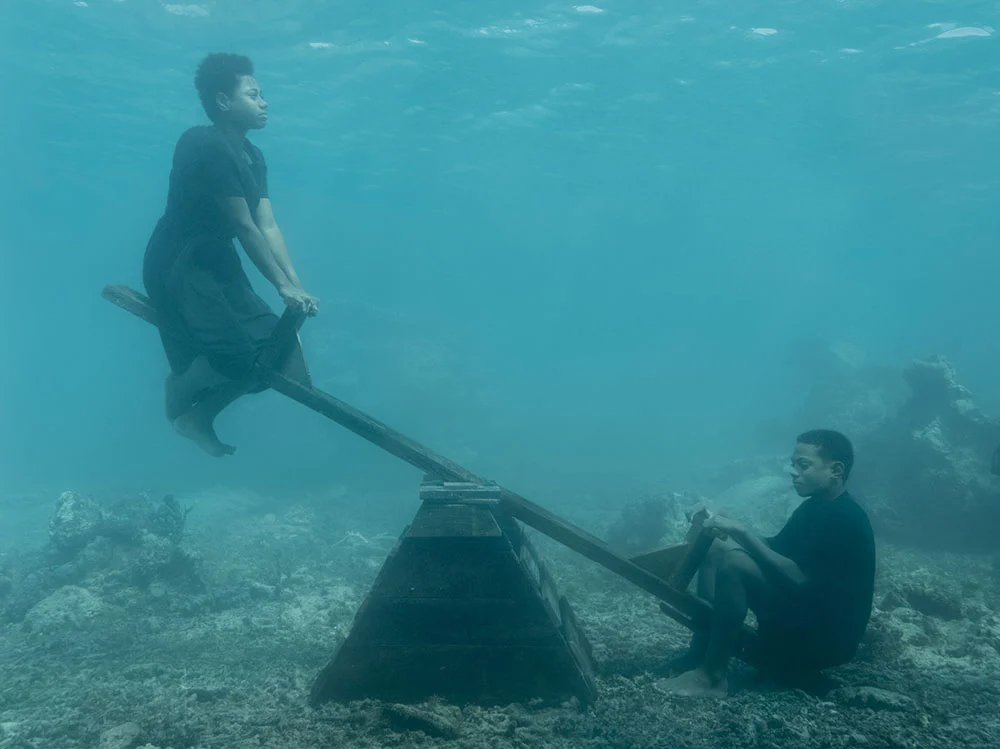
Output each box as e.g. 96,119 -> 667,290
99,722 -> 142,749
49,491 -> 104,554
829,686 -> 916,712
854,356 -> 1000,550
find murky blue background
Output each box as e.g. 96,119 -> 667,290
2,1 -> 998,515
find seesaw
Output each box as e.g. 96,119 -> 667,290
103,284 -> 757,708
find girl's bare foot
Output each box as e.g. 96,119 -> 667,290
171,406 -> 235,457
165,373 -> 195,421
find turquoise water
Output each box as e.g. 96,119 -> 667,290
2,1 -> 998,502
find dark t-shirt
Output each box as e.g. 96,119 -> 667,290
763,491 -> 876,663
144,125 -> 269,288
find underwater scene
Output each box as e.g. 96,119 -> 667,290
2,1 -> 1000,748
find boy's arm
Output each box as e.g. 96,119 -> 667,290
704,515 -> 808,590
734,529 -> 808,589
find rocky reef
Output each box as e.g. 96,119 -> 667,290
1,487 -> 998,748
2,491 -> 203,626
787,336 -> 905,442
853,356 -> 1000,551
779,341 -> 1000,552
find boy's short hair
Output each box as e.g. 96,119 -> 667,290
797,429 -> 854,480
194,53 -> 254,122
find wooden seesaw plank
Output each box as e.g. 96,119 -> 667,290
101,284 -> 477,483
102,284 -> 756,650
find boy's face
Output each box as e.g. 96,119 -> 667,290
790,442 -> 842,497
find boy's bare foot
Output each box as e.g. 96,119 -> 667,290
662,645 -> 705,677
171,406 -> 235,457
655,667 -> 729,699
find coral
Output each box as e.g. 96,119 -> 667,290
3,493 -> 203,623
828,686 -> 916,712
49,491 -> 104,555
148,494 -> 191,545
2,492 -> 1000,748
381,702 -> 462,739
23,586 -> 107,635
98,722 -> 142,749
130,533 -> 204,593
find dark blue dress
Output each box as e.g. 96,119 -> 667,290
143,125 -> 277,382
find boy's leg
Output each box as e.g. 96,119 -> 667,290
665,537 -> 743,674
661,547 -> 779,697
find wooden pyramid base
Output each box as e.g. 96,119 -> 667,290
309,482 -> 597,708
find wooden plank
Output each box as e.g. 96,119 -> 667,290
267,370 -> 482,483
346,597 -> 567,647
103,283 -> 753,648
628,513 -> 718,588
669,528 -> 715,591
419,480 -> 503,502
256,305 -> 307,373
496,487 -> 712,624
493,507 -> 525,550
560,595 -> 597,677
659,601 -> 696,630
630,542 -> 689,580
405,502 -> 502,538
310,643 -> 594,706
500,492 -> 755,651
102,282 -> 307,380
365,544 -> 535,600
517,534 -> 543,589
555,594 -> 598,707
102,284 -> 477,482
536,563 -> 565,628
102,284 -> 160,326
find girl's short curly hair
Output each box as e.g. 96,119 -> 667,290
194,53 -> 254,122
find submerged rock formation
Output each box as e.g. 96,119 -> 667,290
787,337 -> 905,441
1,491 -> 203,624
853,356 -> 1000,551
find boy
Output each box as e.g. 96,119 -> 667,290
661,429 -> 876,697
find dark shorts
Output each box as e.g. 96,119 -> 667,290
748,585 -> 851,676
752,619 -> 844,676
143,230 -> 279,383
